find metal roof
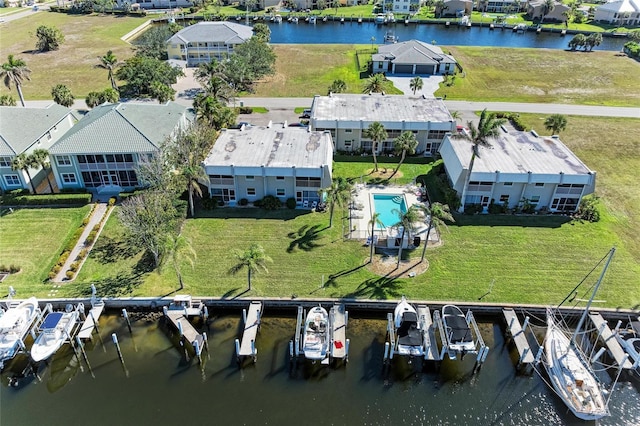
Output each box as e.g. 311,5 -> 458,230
166,22 -> 254,45
204,125 -> 333,169
311,94 -> 453,124
0,104 -> 75,156
372,40 -> 457,66
446,130 -> 594,176
49,102 -> 191,155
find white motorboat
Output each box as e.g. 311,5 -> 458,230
0,297 -> 39,369
394,297 -> 424,357
384,30 -> 397,43
303,306 -> 329,361
614,318 -> 640,376
541,247 -> 615,421
31,306 -> 82,363
442,304 -> 475,354
374,13 -> 385,24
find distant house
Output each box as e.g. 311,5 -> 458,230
594,0 -> 640,25
437,0 -> 473,17
239,0 -> 280,9
527,0 -> 571,22
115,0 -> 194,8
478,0 -> 527,13
439,129 -> 596,213
0,104 -> 77,193
389,0 -> 421,14
49,102 -> 192,194
166,22 -> 254,67
203,124 -> 333,206
371,40 -> 457,76
309,94 -> 456,156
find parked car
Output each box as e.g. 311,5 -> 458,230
301,109 -> 312,119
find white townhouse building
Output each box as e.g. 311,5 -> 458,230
166,22 -> 254,67
439,129 -> 596,213
309,94 -> 456,156
0,104 -> 77,193
594,0 -> 640,25
203,124 -> 334,206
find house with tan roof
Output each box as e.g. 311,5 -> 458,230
371,40 -> 457,76
527,0 -> 571,22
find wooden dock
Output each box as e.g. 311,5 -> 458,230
502,308 -> 534,370
589,312 -> 633,369
77,300 -> 105,340
329,303 -> 348,361
236,301 -> 262,362
166,309 -> 205,354
417,305 -> 442,361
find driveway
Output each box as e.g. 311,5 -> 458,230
386,75 -> 444,97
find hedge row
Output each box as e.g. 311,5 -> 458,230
1,193 -> 91,206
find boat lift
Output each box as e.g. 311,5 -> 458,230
0,300 -> 48,370
289,304 -> 349,367
448,309 -> 488,373
235,301 -> 263,365
162,295 -> 209,364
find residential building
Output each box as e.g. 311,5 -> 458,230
478,0 -> 526,13
0,104 -> 77,193
239,0 -> 280,9
439,129 -> 596,213
371,40 -> 457,76
594,0 -> 640,25
527,0 -> 571,22
115,0 -> 194,9
166,22 -> 254,67
437,0 -> 473,17
389,0 -> 421,14
203,124 -> 333,206
49,102 -> 192,193
309,94 -> 456,156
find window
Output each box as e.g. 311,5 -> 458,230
468,181 -> 493,192
61,173 -> 77,184
209,174 -> 234,185
499,194 -> 509,203
344,140 -> 353,149
427,130 -> 449,140
4,175 -> 20,186
344,129 -> 353,134
295,177 -> 321,188
503,182 -> 512,186
276,176 -> 285,180
247,188 -> 256,196
56,155 -> 71,166
246,175 -> 255,181
0,156 -> 12,167
551,197 -> 579,212
276,188 -> 285,196
555,184 -> 584,195
535,182 -> 544,187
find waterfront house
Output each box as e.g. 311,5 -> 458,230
166,22 -> 254,67
594,0 -> 640,25
477,0 -> 527,13
371,40 -> 457,76
49,102 -> 192,194
439,129 -> 596,213
0,104 -> 77,194
203,124 -> 333,206
309,94 -> 456,156
527,0 -> 571,22
115,0 -> 194,8
437,0 -> 473,17
389,0 -> 421,14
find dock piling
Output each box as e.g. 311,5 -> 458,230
122,309 -> 132,334
235,338 -> 241,363
111,333 -> 129,377
76,336 -> 94,378
202,332 -> 210,359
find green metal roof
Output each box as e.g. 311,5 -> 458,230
49,102 -> 192,155
0,104 -> 75,156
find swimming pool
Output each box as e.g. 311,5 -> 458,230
372,194 -> 407,228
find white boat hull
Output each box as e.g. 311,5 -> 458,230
303,307 -> 329,361
0,298 -> 39,366
394,297 -> 424,357
31,311 -> 79,363
442,304 -> 476,354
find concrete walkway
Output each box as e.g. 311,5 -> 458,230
52,203 -> 113,283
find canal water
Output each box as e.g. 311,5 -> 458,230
265,21 -> 628,51
1,311 -> 638,425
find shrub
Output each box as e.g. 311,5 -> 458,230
48,271 -> 57,280
253,198 -> 263,207
85,231 -> 97,245
574,195 -> 600,222
82,218 -> 90,227
8,264 -> 20,273
201,197 -> 217,210
239,198 -> 249,206
64,228 -> 85,252
77,248 -> 89,259
65,270 -> 75,280
58,251 -> 71,265
494,112 -> 527,131
465,203 -> 483,215
52,265 -> 61,273
108,197 -> 117,206
261,195 -> 281,210
69,261 -> 80,272
238,106 -> 253,114
286,197 -> 297,209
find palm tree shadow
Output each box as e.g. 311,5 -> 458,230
221,288 -> 241,299
286,224 -> 324,253
231,288 -> 251,300
345,276 -> 402,300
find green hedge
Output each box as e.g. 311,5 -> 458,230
1,193 -> 91,206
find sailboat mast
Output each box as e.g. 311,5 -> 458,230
571,247 -> 616,346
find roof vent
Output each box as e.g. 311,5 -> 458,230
531,129 -> 539,137
267,120 -> 272,128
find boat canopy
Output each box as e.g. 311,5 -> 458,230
40,312 -> 64,330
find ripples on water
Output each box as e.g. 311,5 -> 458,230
0,313 -> 638,425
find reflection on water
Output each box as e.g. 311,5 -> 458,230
1,312 -> 638,425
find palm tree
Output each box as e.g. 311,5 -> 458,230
454,109 -> 506,212
163,233 -> 196,290
10,153 -> 37,193
544,114 -> 568,135
409,76 -> 423,95
368,212 -> 383,263
322,177 -> 352,228
419,202 -> 454,262
364,122 -> 388,173
30,149 -> 55,193
51,84 -> 74,107
450,110 -> 461,120
393,205 -> 420,268
96,50 -> 122,91
228,243 -> 272,291
1,55 -> 32,107
390,131 -> 418,179
328,79 -> 347,94
182,161 -> 208,218
540,0 -> 555,24
362,73 -> 386,94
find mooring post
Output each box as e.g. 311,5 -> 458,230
383,341 -> 390,362
122,309 -> 132,334
242,309 -> 247,325
90,311 -> 106,352
235,338 -> 241,363
251,339 -> 256,360
202,332 -> 209,358
614,320 -> 622,333
203,306 -> 209,322
162,306 -> 168,317
194,340 -> 202,365
111,333 -> 128,377
177,319 -> 184,338
521,316 -> 530,335
76,336 -> 94,378
289,340 -> 294,363
509,316 -> 514,330
345,310 -> 348,326
534,346 -> 544,363
345,338 -> 350,363
519,347 -> 529,365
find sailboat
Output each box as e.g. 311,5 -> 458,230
541,248 -> 615,421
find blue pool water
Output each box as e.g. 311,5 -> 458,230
373,194 -> 407,228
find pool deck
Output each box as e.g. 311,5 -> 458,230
348,184 -> 440,247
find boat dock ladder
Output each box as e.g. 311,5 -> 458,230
163,300 -> 208,364
502,308 -> 535,373
329,303 -> 349,363
235,301 -> 263,364
589,312 -> 634,370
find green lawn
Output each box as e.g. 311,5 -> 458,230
0,206 -> 90,294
